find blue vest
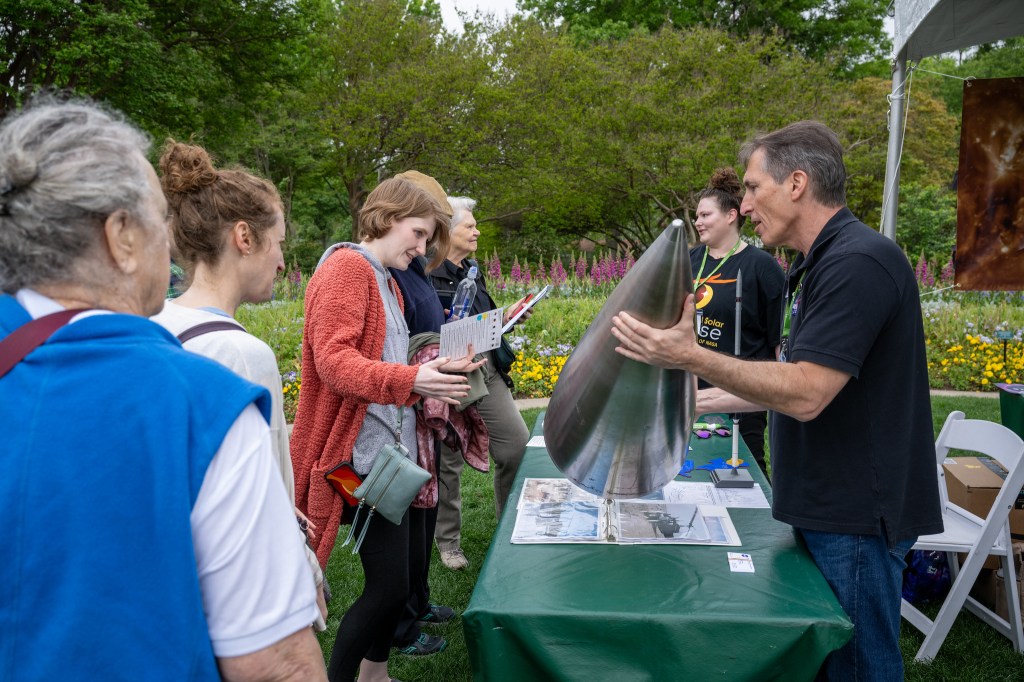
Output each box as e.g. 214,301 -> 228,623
0,295 -> 271,680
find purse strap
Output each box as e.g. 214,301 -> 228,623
364,404 -> 405,445
0,308 -> 90,379
176,319 -> 246,343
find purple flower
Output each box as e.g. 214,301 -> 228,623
940,259 -> 954,284
536,260 -> 547,282
590,256 -> 603,285
488,253 -> 502,280
522,261 -> 532,285
551,258 -> 567,285
575,254 -> 587,280
511,257 -> 522,283
915,255 -> 934,288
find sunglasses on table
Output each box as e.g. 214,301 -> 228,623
692,423 -> 731,438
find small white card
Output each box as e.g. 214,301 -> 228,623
728,552 -> 755,573
526,436 -> 546,448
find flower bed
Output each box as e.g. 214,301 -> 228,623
244,263 -> 1024,421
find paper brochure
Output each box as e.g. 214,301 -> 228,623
511,478 -> 741,546
439,307 -> 504,359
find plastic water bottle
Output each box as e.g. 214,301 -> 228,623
447,266 -> 478,321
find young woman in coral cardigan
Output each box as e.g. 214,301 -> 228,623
290,177 -> 473,682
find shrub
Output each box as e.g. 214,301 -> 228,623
239,260 -> 1024,420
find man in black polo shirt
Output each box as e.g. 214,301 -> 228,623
612,120 -> 942,681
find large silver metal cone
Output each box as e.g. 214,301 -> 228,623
544,220 -> 695,498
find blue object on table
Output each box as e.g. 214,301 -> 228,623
697,457 -> 750,471
679,460 -> 694,477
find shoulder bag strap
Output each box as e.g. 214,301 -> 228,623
176,320 -> 246,344
0,308 -> 90,379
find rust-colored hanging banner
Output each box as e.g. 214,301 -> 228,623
956,77 -> 1024,290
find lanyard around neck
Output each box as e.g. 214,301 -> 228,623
693,240 -> 741,287
782,269 -> 806,338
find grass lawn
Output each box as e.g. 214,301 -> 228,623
317,400 -> 1024,681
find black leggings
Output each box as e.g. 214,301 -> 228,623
392,504 -> 439,646
327,509 -> 411,682
393,441 -> 442,647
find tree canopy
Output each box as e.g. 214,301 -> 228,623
2,0 -> 995,267
517,0 -> 890,67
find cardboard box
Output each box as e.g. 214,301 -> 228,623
970,567 -> 999,611
943,456 -> 1024,536
943,456 -> 1024,569
993,542 -> 1024,626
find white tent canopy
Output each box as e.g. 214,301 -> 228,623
893,0 -> 1024,61
881,0 -> 1024,239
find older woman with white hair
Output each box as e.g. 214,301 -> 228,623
428,196 -> 530,570
0,98 -> 325,681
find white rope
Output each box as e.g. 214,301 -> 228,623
912,66 -> 976,85
920,283 -> 960,298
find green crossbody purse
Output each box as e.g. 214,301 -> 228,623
341,407 -> 430,553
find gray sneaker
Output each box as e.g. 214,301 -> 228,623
440,548 -> 469,570
396,632 -> 447,656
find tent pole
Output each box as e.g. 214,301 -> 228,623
881,47 -> 908,241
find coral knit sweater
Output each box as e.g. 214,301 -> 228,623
291,247 -> 420,568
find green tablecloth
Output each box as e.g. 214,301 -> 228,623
463,413 -> 853,681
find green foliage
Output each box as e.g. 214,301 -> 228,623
895,183 -> 957,261
505,295 -> 602,348
924,295 -> 1024,391
518,0 -> 889,68
1,0 -> 303,136
916,38 -> 1024,120
5,0 -> 981,289
235,299 -> 305,373
308,0 -> 489,221
460,23 -> 841,253
832,76 -> 959,229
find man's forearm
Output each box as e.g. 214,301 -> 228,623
612,305 -> 849,422
687,346 -> 846,422
695,386 -> 766,416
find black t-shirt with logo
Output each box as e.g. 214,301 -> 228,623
689,243 -> 785,389
770,207 -> 943,543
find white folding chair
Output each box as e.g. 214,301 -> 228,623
901,410 -> 1024,662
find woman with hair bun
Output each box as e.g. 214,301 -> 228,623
151,140 -> 329,628
1,98 -> 324,679
690,167 -> 785,475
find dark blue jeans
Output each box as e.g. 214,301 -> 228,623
799,528 -> 915,682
